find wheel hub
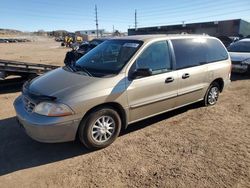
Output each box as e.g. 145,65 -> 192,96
91,116 -> 115,143
208,87 -> 219,105
99,126 -> 108,134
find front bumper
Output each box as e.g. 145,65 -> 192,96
232,64 -> 249,73
14,96 -> 81,143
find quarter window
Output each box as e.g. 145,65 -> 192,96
206,39 -> 228,62
135,41 -> 172,75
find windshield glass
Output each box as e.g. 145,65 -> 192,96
228,41 -> 250,53
75,39 -> 143,77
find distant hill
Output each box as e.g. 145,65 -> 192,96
0,29 -> 23,35
48,30 -> 69,37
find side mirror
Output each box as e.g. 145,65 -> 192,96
131,68 -> 152,79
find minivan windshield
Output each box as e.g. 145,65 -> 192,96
75,39 -> 143,77
227,41 -> 250,53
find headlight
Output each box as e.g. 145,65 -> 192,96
242,58 -> 250,65
34,102 -> 74,117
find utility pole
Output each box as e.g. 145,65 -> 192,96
182,21 -> 186,27
113,25 -> 115,33
95,4 -> 99,38
135,9 -> 137,30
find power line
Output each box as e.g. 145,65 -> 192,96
188,9 -> 250,23
137,0 -> 204,12
134,1 -> 250,29
138,1 -> 249,20
139,0 -> 243,17
138,0 -> 222,15
137,8 -> 250,28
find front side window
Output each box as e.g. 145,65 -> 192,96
133,41 -> 172,75
75,40 -> 142,77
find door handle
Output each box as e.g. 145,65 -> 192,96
182,73 -> 190,79
165,77 -> 174,83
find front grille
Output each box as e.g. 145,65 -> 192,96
232,61 -> 241,65
22,96 -> 36,113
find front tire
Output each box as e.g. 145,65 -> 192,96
203,83 -> 220,106
78,107 -> 121,150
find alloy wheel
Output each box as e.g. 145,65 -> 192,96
91,116 -> 115,143
208,86 -> 219,105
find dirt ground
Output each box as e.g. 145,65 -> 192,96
0,38 -> 249,188
0,36 -> 68,65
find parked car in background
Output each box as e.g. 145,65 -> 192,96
64,38 -> 107,66
228,38 -> 250,74
217,36 -> 233,47
0,39 -> 8,43
0,38 -> 30,43
14,35 -> 231,150
55,37 -> 64,42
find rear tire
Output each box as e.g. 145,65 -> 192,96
203,82 -> 220,106
78,107 -> 121,150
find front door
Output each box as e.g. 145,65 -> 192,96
126,40 -> 178,123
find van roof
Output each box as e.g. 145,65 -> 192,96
238,38 -> 250,42
111,34 -> 213,42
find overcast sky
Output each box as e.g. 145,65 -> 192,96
1,0 -> 250,32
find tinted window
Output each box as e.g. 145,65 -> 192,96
206,39 -> 228,62
227,40 -> 250,53
171,38 -> 206,70
135,41 -> 172,75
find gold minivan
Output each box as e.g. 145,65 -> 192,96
14,35 -> 231,149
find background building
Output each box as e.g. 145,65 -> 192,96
75,29 -> 107,41
76,29 -> 105,36
128,19 -> 250,37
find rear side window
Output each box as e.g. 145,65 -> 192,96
206,39 -> 228,63
171,39 -> 206,70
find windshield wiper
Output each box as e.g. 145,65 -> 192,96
74,64 -> 93,77
65,64 -> 76,72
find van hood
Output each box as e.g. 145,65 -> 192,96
28,67 -> 103,99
